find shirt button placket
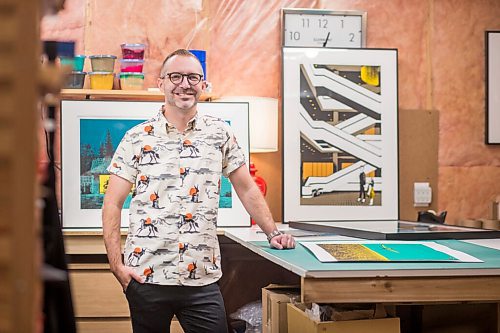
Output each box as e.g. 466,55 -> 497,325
176,133 -> 184,285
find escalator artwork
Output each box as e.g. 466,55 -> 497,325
299,63 -> 383,206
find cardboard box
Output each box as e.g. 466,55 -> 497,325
262,285 -> 300,333
287,303 -> 400,333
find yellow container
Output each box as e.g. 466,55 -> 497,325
88,72 -> 114,90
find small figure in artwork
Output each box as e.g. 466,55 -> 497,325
367,178 -> 375,206
357,165 -> 366,203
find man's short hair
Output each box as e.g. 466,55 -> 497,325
159,49 -> 202,77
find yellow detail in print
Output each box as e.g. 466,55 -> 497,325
318,244 -> 388,261
99,174 -> 134,194
99,175 -> 110,194
360,66 -> 379,86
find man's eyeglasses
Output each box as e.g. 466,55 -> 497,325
161,72 -> 203,85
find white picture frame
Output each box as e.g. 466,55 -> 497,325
486,31 -> 500,144
282,47 -> 399,222
61,100 -> 250,229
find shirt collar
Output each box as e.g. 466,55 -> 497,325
157,105 -> 198,133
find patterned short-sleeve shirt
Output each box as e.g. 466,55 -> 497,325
107,108 -> 246,286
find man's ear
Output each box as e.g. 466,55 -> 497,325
157,77 -> 164,91
201,80 -> 207,91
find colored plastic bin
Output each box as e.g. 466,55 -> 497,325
89,55 -> 117,72
119,72 -> 144,90
63,71 -> 86,89
88,71 -> 114,90
119,59 -> 144,73
121,43 -> 146,60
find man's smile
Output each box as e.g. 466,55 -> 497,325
173,89 -> 196,97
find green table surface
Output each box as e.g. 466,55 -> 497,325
249,239 -> 500,275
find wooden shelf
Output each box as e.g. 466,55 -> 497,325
63,229 -> 225,255
61,89 -> 217,101
64,228 -> 127,236
63,228 -> 225,236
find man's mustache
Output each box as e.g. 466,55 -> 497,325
172,88 -> 196,95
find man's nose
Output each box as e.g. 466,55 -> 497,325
178,76 -> 191,88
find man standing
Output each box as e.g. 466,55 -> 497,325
102,49 -> 295,333
358,165 -> 366,203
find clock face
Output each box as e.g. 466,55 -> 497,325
282,9 -> 366,48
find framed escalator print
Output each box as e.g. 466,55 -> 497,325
282,47 -> 399,222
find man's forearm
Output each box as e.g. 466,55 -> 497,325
230,166 -> 295,248
229,166 -> 279,235
102,203 -> 124,272
238,184 -> 278,235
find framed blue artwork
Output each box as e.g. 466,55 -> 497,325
61,100 -> 250,229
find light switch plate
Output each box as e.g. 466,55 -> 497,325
414,182 -> 432,207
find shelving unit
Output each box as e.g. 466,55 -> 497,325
61,89 -> 217,101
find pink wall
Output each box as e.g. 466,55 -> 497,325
42,0 -> 500,224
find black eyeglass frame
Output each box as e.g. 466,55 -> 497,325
161,72 -> 204,85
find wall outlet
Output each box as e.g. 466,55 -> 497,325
414,182 -> 432,207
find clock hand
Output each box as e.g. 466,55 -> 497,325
323,32 -> 330,47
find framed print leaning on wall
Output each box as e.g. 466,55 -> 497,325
61,100 -> 250,229
486,31 -> 500,144
282,47 -> 399,222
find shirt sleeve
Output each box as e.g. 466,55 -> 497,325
221,122 -> 246,178
107,131 -> 138,184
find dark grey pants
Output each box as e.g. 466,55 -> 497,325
125,280 -> 228,333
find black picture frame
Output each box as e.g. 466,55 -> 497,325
486,30 -> 500,144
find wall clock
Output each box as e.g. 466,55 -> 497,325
282,8 -> 366,48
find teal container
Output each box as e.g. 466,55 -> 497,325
73,55 -> 86,71
60,55 -> 86,71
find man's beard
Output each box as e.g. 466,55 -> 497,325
168,87 -> 198,110
172,87 -> 197,97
